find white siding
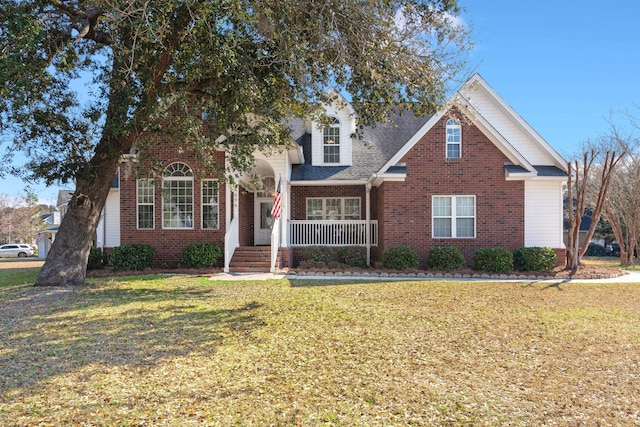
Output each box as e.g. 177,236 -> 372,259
462,86 -> 553,165
524,180 -> 564,248
104,190 -> 120,247
310,105 -> 353,166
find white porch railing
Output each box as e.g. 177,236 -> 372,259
224,216 -> 240,273
289,220 -> 378,247
270,218 -> 280,272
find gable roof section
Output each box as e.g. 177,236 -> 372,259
378,73 -> 568,180
459,74 -> 567,172
290,109 -> 432,183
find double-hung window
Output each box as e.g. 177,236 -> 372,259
323,117 -> 341,164
162,162 -> 194,229
137,179 -> 154,229
306,197 -> 360,220
446,119 -> 461,159
201,179 -> 219,229
432,195 -> 475,238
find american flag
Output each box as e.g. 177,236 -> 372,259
270,177 -> 282,220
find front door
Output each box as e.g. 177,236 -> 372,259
255,197 -> 274,245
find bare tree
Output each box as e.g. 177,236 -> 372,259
599,116 -> 640,265
566,144 -> 625,270
0,193 -> 42,244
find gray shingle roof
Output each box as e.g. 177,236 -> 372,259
290,110 -> 432,182
504,164 -> 567,177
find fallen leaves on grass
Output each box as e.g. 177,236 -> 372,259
1,277 -> 640,426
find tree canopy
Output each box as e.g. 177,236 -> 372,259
0,0 -> 471,286
1,0 -> 471,184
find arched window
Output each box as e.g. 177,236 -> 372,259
446,119 -> 461,159
162,162 -> 194,229
323,117 -> 341,163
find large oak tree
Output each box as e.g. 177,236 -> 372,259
1,0 -> 470,286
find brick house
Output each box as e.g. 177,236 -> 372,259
97,74 -> 568,271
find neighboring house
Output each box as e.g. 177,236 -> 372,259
98,73 -> 569,271
39,177 -> 120,259
563,203 -> 594,249
36,190 -> 71,258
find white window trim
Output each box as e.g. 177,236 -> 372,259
136,178 -> 155,230
201,179 -> 219,230
323,116 -> 341,164
306,197 -> 361,220
432,195 -> 476,238
446,118 -> 462,159
162,162 -> 194,230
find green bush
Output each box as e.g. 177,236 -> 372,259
512,247 -> 557,272
472,247 -> 513,273
585,243 -> 606,257
427,246 -> 465,271
305,246 -> 334,264
337,246 -> 367,268
109,243 -> 155,271
87,246 -> 106,270
381,246 -> 419,270
182,242 -> 222,268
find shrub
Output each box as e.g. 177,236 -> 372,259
337,246 -> 367,268
427,246 -> 465,271
585,243 -> 606,257
381,246 -> 419,270
513,247 -> 557,272
305,246 -> 334,264
182,242 -> 222,268
87,246 -> 106,270
473,247 -> 513,273
109,243 -> 155,271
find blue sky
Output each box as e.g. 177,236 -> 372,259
2,0 -> 639,205
460,0 -> 640,158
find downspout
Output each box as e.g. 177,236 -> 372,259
366,182 -> 371,266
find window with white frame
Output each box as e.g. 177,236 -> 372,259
201,179 -> 219,229
432,195 -> 475,238
162,162 -> 194,229
137,179 -> 154,229
446,119 -> 461,159
306,197 -> 360,220
323,117 -> 341,163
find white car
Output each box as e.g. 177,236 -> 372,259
0,244 -> 35,258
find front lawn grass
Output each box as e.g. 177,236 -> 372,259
0,268 -> 40,288
2,276 -> 640,426
582,255 -> 640,270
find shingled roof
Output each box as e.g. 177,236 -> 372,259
290,109 -> 432,182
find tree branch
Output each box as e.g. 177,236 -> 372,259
47,1 -> 114,45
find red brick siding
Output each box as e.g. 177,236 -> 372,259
377,113 -> 526,267
120,144 -> 226,265
289,185 -> 370,220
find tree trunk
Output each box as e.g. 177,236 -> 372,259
34,153 -> 121,287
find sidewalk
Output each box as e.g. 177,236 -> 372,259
209,270 -> 640,283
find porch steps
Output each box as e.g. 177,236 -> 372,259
229,246 -> 278,273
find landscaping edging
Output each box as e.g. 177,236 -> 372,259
288,269 -> 628,281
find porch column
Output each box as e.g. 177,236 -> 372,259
366,182 -> 371,266
225,182 -> 232,228
234,186 -> 239,221
280,179 -> 288,247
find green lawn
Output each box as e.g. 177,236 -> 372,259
1,274 -> 640,426
582,256 -> 640,270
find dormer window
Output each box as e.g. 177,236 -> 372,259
323,117 -> 341,163
446,119 -> 461,159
